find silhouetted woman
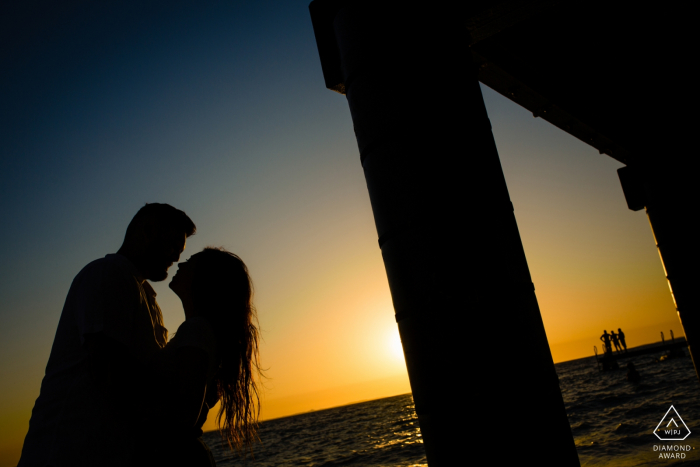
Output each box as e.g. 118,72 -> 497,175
618,328 -> 627,352
610,331 -> 622,353
139,247 -> 262,466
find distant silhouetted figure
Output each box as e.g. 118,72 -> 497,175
626,362 -> 641,382
618,328 -> 627,352
600,330 -> 613,355
610,331 -> 622,353
18,203 -> 196,467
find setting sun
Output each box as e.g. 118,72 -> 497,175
390,329 -> 404,360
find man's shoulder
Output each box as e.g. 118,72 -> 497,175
63,256 -> 147,322
78,255 -> 133,275
73,255 -> 140,289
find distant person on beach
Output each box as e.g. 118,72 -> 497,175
137,247 -> 262,466
18,203 -> 196,467
600,330 -> 613,355
618,328 -> 627,352
610,331 -> 622,353
626,362 -> 640,382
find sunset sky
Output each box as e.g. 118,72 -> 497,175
0,1 -> 683,465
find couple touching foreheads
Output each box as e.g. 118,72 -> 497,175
18,203 -> 262,467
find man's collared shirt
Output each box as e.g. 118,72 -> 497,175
18,254 -> 168,467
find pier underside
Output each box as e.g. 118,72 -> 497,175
468,0 -> 697,384
310,1 -> 696,465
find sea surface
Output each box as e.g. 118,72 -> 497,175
204,343 -> 700,466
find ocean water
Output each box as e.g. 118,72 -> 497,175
206,394 -> 426,466
562,347 -> 700,466
204,344 -> 700,466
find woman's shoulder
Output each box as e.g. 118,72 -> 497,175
168,317 -> 217,354
178,316 -> 216,338
167,317 -> 219,383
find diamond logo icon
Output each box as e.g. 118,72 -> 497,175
654,405 -> 691,441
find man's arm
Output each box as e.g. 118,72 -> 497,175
84,333 -> 208,428
84,332 -> 146,415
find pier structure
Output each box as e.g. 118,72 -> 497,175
309,1 -> 577,464
309,0 -> 694,465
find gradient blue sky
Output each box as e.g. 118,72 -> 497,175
0,1 -> 682,465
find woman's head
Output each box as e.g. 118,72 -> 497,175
190,248 -> 253,326
172,247 -> 262,453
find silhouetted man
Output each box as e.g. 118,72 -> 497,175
18,203 -> 196,467
600,330 -> 612,355
610,330 -> 622,353
618,328 -> 627,352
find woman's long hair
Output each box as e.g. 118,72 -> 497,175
191,247 -> 262,454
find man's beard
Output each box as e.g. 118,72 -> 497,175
142,259 -> 170,281
148,269 -> 169,282
141,249 -> 171,281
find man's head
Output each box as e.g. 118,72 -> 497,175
119,203 -> 196,281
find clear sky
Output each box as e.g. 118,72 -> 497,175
0,1 -> 683,465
